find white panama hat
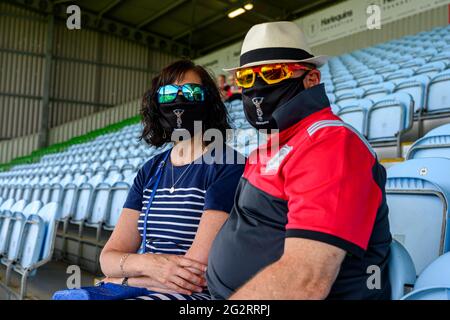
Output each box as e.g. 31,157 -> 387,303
224,21 -> 328,72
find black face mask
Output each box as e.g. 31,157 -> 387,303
159,95 -> 206,138
242,72 -> 309,130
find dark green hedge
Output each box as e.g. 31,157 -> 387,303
0,115 -> 141,172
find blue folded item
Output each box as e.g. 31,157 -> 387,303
52,282 -> 149,300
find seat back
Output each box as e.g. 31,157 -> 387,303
59,175 -> 87,221
401,252 -> 450,300
0,198 -> 15,216
427,70 -> 450,114
88,173 -> 123,225
19,202 -> 59,270
414,252 -> 450,290
362,82 -> 395,101
393,75 -> 430,113
389,240 -> 416,300
73,174 -> 105,222
337,99 -> 372,135
0,199 -> 21,254
402,287 -> 450,300
386,158 -> 450,274
407,124 -> 450,160
6,200 -> 42,261
105,178 -> 133,229
367,92 -> 413,142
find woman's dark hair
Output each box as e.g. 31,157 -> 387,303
140,59 -> 230,147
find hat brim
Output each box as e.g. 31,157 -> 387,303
223,55 -> 329,72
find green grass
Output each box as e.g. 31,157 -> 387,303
0,115 -> 141,172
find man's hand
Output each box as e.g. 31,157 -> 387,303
229,237 -> 346,300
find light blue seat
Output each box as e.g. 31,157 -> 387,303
333,80 -> 358,97
393,75 -> 430,113
8,202 -> 59,299
386,158 -> 450,274
330,104 -> 340,115
337,99 -> 372,136
327,93 -> 336,104
72,173 -> 106,226
352,69 -> 376,80
333,74 -> 354,85
59,174 -> 88,223
1,201 -> 42,268
399,58 -> 427,69
375,64 -> 399,76
335,88 -> 365,105
103,174 -> 135,230
414,61 -> 447,78
357,75 -> 384,89
367,92 -> 414,143
85,172 -> 124,229
426,70 -> 450,114
0,198 -> 15,240
385,68 -> 415,82
407,124 -> 450,160
429,51 -> 450,64
0,200 -> 27,258
402,252 -> 450,300
362,82 -> 395,101
389,240 -> 416,300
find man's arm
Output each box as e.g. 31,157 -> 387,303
229,238 -> 346,300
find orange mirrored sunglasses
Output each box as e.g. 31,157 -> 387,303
235,63 -> 313,88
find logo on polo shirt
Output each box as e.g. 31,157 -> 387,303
263,144 -> 293,175
252,97 -> 265,123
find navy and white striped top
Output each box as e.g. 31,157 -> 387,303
123,145 -> 245,254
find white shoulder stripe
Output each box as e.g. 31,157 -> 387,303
307,120 -> 376,158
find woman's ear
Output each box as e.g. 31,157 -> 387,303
304,69 -> 321,89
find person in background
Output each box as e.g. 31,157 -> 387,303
206,21 -> 392,300
216,74 -> 229,101
100,60 -> 245,300
225,73 -> 242,103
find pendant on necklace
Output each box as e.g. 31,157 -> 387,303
169,186 -> 175,194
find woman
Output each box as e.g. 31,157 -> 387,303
100,60 -> 245,300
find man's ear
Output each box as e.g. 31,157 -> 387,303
304,69 -> 321,89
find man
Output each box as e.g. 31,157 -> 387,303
206,21 -> 392,300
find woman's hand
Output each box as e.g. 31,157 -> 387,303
140,254 -> 207,294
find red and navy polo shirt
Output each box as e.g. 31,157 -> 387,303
207,84 -> 392,300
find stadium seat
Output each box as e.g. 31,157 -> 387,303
103,174 -> 135,230
337,99 -> 372,135
362,82 -> 396,101
406,124 -> 450,159
335,88 -> 364,105
401,252 -> 450,300
414,61 -> 447,78
7,202 -> 59,299
1,201 -> 42,268
0,200 -> 28,258
386,158 -> 450,274
426,70 -> 450,114
393,75 -> 430,113
385,69 -> 415,82
366,92 -> 414,143
389,240 -> 416,300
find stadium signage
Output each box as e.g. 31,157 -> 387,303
320,10 -> 354,26
297,0 -> 450,46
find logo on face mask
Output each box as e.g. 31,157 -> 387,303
173,109 -> 185,128
251,97 -> 265,122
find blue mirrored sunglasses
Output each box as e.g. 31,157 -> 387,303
157,83 -> 206,104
